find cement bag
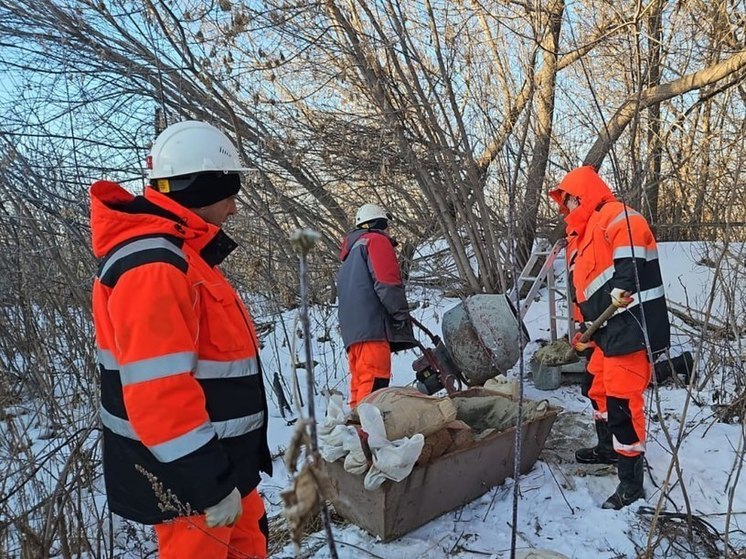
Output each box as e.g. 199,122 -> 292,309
357,403 -> 424,490
483,376 -> 519,399
452,394 -> 548,434
359,387 -> 457,440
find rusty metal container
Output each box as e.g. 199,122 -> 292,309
442,294 -> 529,385
322,397 -> 557,542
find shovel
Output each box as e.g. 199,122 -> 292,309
563,302 -> 619,363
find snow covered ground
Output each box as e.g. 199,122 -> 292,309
260,241 -> 746,559
3,241 -> 743,558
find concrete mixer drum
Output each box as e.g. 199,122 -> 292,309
441,294 -> 529,385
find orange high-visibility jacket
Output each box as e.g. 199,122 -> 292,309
563,232 -> 585,324
550,167 -> 670,356
90,181 -> 271,524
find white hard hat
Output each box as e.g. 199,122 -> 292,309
355,203 -> 391,227
148,120 -> 249,179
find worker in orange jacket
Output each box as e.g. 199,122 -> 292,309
550,166 -> 670,509
337,204 -> 418,407
91,121 -> 272,558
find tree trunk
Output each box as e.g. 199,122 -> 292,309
644,0 -> 665,223
584,50 -> 746,169
517,0 -> 564,267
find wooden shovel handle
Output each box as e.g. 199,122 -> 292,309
563,302 -> 619,362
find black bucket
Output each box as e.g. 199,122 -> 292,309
654,351 -> 695,384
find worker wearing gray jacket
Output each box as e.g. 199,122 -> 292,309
337,203 -> 417,407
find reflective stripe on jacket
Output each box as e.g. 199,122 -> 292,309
90,181 -> 271,524
337,228 -> 417,352
564,233 -> 585,323
550,167 -> 670,356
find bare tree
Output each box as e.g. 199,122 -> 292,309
0,1 -> 746,553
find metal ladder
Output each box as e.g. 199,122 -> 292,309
509,238 -> 573,341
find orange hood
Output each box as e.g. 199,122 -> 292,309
89,181 -> 220,258
549,166 -> 617,237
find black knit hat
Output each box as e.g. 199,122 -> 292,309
362,218 -> 389,230
150,171 -> 241,208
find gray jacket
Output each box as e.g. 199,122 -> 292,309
337,228 -> 417,352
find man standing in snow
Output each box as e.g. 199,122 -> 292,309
549,166 -> 670,509
90,120 -> 271,558
337,203 -> 418,408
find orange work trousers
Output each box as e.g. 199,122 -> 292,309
155,489 -> 267,559
347,340 -> 391,408
586,347 -> 651,457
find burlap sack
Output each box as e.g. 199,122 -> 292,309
359,387 -> 458,440
446,420 -> 474,452
452,393 -> 548,433
416,429 -> 453,466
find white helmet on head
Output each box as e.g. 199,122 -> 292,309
355,203 -> 391,227
148,120 -> 249,179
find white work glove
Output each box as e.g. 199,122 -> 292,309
205,487 -> 242,528
610,287 -> 634,309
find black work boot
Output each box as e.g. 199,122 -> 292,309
575,420 -> 619,464
602,453 -> 645,509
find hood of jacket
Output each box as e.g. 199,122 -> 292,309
549,166 -> 617,238
90,181 -> 231,262
339,228 -> 395,261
